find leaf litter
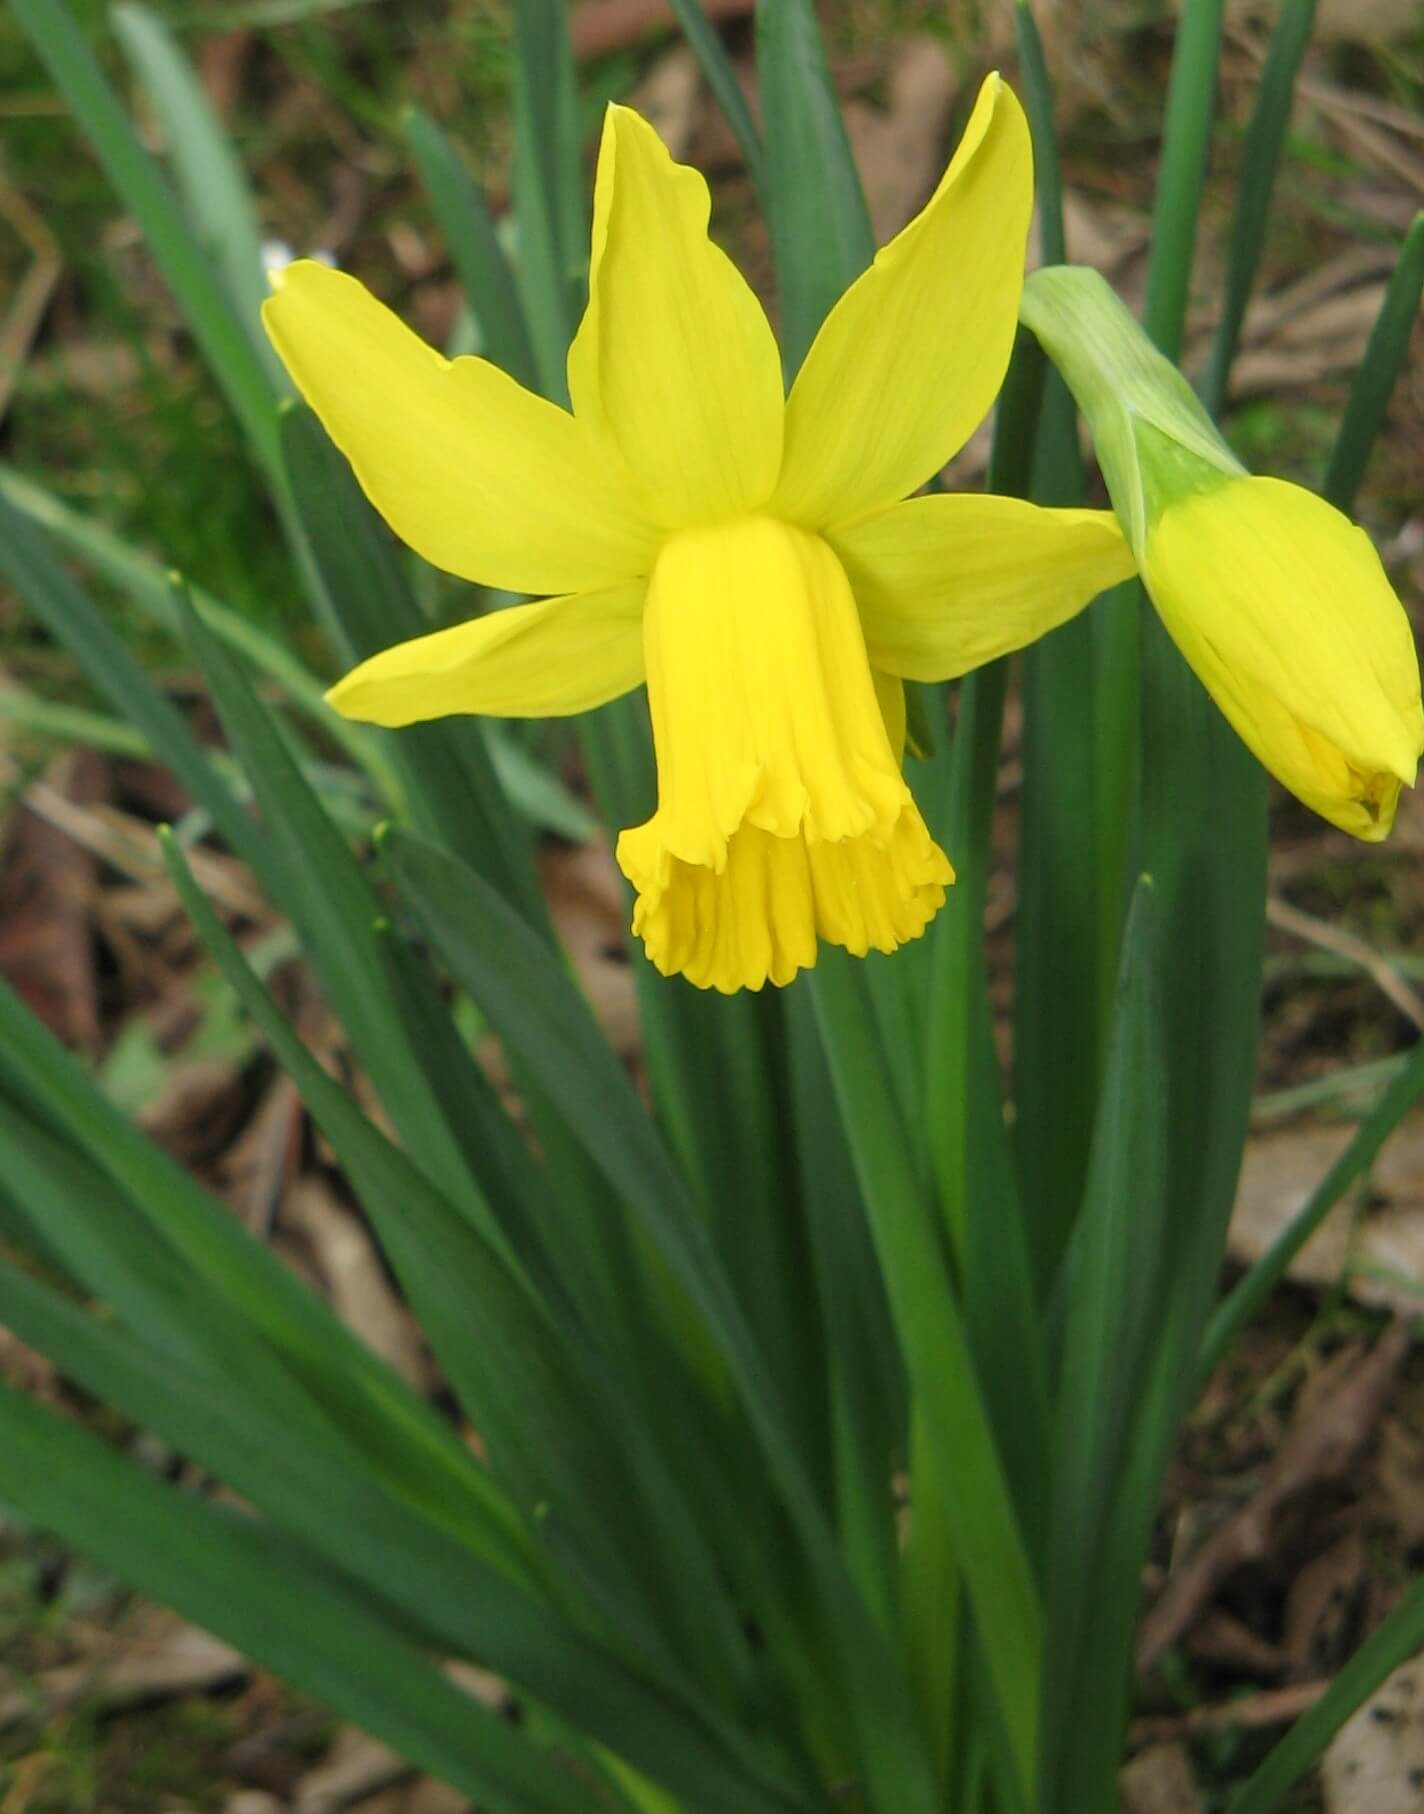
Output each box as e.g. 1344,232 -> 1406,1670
3,2 -> 1424,1808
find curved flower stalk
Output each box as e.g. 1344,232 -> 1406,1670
264,77 -> 1134,992
1021,264 -> 1424,841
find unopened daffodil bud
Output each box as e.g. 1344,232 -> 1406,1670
1021,265 -> 1423,841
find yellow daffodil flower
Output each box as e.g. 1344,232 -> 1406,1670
1021,266 -> 1424,841
264,78 -> 1134,992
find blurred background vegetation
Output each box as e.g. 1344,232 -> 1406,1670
2,2 -> 1423,1808
3,0 -> 1421,627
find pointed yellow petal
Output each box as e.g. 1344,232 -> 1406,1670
566,106 -> 784,526
773,74 -> 1033,531
1143,476 -> 1424,841
615,516 -> 952,992
263,261 -> 656,595
833,495 -> 1135,680
325,584 -> 646,727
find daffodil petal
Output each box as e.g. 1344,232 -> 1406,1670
1143,476 -> 1424,840
325,584 -> 646,727
773,74 -> 1033,530
833,494 -> 1135,680
263,261 -> 656,595
566,105 -> 784,526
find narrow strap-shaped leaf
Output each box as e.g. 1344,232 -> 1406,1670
111,2 -> 284,387
0,982 -> 525,1585
1007,12 -> 1110,1281
385,823 -> 942,1814
1134,0 -> 1267,1407
1015,0 -> 1146,1069
1014,397 -> 1103,1283
789,990 -> 902,1630
926,331 -> 1039,1230
1127,0 -> 1264,1401
1038,880 -> 1168,1812
1143,0 -> 1227,357
1096,598 -> 1267,1804
1023,0 -> 1146,1033
668,0 -> 763,189
360,699 -> 704,1442
0,979 -> 425,1451
369,925 -> 569,1292
1200,0 -> 1319,414
485,724 -> 600,841
1323,212 -> 1424,513
1099,652 -> 1267,1802
0,1381 -> 599,1814
8,0 -> 278,471
160,829 -> 764,1726
0,1256 -> 807,1814
1013,0 -> 1067,267
0,690 -> 150,760
0,464 -> 391,788
511,0 -> 583,400
577,699 -> 824,1507
756,0 -> 874,378
0,487 -> 266,874
404,105 -> 539,391
0,1081 -> 529,1583
177,585 -> 507,1224
919,339 -> 1051,1804
580,703 -> 836,1695
810,952 -> 1042,1803
385,824 -> 747,1373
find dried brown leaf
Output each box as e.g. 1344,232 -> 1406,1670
1376,1418 -> 1424,1551
352,1782 -> 468,1814
1119,1742 -> 1204,1814
137,1054 -> 249,1168
1138,1325 -> 1412,1671
631,44 -> 705,162
1130,1679 -> 1329,1746
281,1177 -> 427,1390
1322,1652 -> 1424,1813
540,840 -> 639,1062
1281,1529 -> 1366,1680
0,748 -> 105,1050
570,0 -> 754,60
0,1615 -> 244,1733
1183,1606 -> 1292,1678
295,1729 -> 409,1814
1228,1112 -> 1424,1316
217,1077 -> 304,1236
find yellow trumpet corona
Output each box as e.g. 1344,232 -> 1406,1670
1021,266 -> 1423,841
264,82 -> 1134,991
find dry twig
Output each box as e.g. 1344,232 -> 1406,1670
1129,1678 -> 1330,1745
1137,1323 -> 1413,1672
1268,895 -> 1424,1032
